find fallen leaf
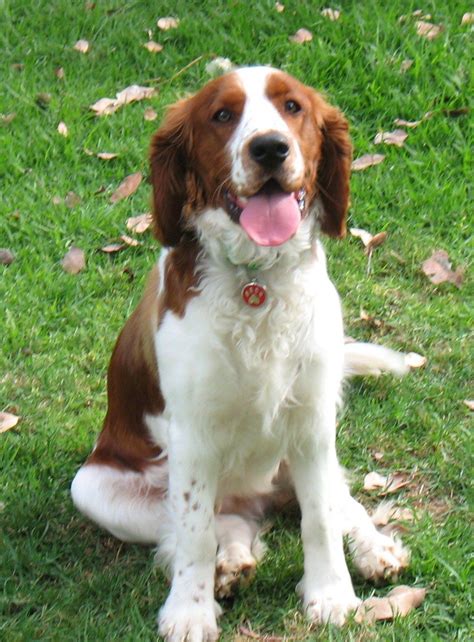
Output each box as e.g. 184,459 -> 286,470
359,309 -> 383,329
110,172 -> 142,203
373,451 -> 384,461
0,412 -> 19,433
275,2 -> 285,12
101,243 -> 124,253
416,20 -> 442,40
61,247 -> 86,274
463,400 -> 474,411
57,121 -> 68,137
238,625 -> 286,641
461,12 -> 474,25
36,92 -> 52,108
0,249 -> 15,265
355,586 -> 426,623
144,107 -> 158,121
374,129 -> 408,147
366,231 -> 387,254
126,213 -> 152,233
97,152 -> 118,160
412,9 -> 431,19
65,191 -> 81,208
400,59 -> 413,72
74,39 -> 90,53
90,85 -> 156,116
11,63 -> 24,71
120,234 -> 141,247
364,472 -> 410,494
422,250 -> 463,287
89,97 -> 118,116
350,227 -> 374,247
442,107 -> 469,117
1,113 -> 17,124
157,16 -> 180,30
321,8 -> 341,21
364,471 -> 388,491
394,118 -> 422,128
289,28 -> 313,43
144,41 -> 163,53
351,153 -> 385,171
55,66 -> 65,79
404,352 -> 427,369
205,57 -> 234,76
371,501 -> 414,527
52,195 -> 63,205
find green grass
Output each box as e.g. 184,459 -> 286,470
1,0 -> 472,640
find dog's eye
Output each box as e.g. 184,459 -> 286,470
285,100 -> 301,114
213,108 -> 233,123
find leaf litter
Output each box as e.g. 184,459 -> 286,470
144,41 -> 163,53
0,249 -> 15,265
416,20 -> 443,40
61,247 -> 85,274
74,39 -> 90,53
422,250 -> 463,287
374,129 -> 408,147
157,17 -> 180,30
126,213 -> 152,233
355,586 -> 426,623
351,154 -> 385,171
90,85 -> 156,116
110,172 -> 142,203
364,471 -> 411,494
0,412 -> 20,433
289,28 -> 313,43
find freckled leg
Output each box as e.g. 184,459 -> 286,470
158,425 -> 221,642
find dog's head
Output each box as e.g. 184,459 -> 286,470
150,67 -> 351,248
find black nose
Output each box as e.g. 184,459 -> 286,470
249,133 -> 290,169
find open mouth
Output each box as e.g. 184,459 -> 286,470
224,180 -> 306,247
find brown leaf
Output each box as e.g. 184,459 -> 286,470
351,153 -> 385,171
422,250 -> 463,287
400,59 -> 413,72
110,172 -> 142,203
55,66 -> 65,80
144,41 -> 163,53
1,113 -> 17,124
90,85 -> 156,116
364,472 -> 410,494
289,28 -> 313,43
61,247 -> 86,274
404,352 -> 427,369
96,152 -> 118,160
36,92 -> 52,108
120,234 -> 141,247
416,20 -> 442,40
374,129 -> 408,147
463,400 -> 474,411
371,501 -> 414,527
52,195 -> 63,205
349,227 -> 373,247
57,121 -> 68,137
321,8 -> 341,21
157,16 -> 180,30
0,249 -> 15,265
126,213 -> 152,233
101,243 -> 124,253
364,471 -> 388,491
366,231 -> 387,253
89,97 -> 119,116
355,586 -> 426,623
275,2 -> 285,12
442,107 -> 469,117
144,107 -> 158,121
74,39 -> 90,53
394,118 -> 422,128
65,191 -> 81,208
461,12 -> 474,25
0,412 -> 20,433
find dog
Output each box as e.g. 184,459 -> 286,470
72,66 -> 410,641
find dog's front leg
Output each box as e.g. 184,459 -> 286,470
158,424 -> 221,642
288,401 -> 360,626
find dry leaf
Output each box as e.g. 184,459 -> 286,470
55,66 -> 65,79
90,85 -> 156,116
374,129 -> 408,147
126,213 -> 152,233
461,12 -> 474,25
442,107 -> 469,117
61,247 -> 85,274
144,107 -> 158,121
144,41 -> 163,53
97,152 -> 118,160
463,400 -> 474,411
350,227 -> 374,247
371,501 -> 414,527
74,39 -> 90,53
238,625 -> 286,641
120,234 -> 141,247
416,20 -> 442,40
101,243 -> 124,253
36,92 -> 52,108
0,249 -> 15,265
355,586 -> 426,623
65,191 -> 81,208
422,250 -> 463,287
275,2 -> 285,12
0,412 -> 19,433
205,57 -> 234,76
364,471 -> 388,491
351,153 -> 385,171
394,118 -> 422,128
57,121 -> 68,137
321,8 -> 341,21
401,59 -> 413,72
89,97 -> 118,116
157,16 -> 180,30
289,28 -> 313,43
366,231 -> 387,253
110,172 -> 142,203
1,113 -> 17,124
404,352 -> 427,369
364,472 -> 410,494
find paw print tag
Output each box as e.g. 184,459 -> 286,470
241,281 -> 267,307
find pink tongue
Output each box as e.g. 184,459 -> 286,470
240,191 -> 301,246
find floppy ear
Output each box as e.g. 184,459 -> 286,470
150,99 -> 192,247
316,104 -> 352,238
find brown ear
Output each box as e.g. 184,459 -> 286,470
317,105 -> 352,238
150,99 -> 192,247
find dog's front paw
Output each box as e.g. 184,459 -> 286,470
303,583 -> 361,626
215,543 -> 257,598
351,531 -> 410,583
158,595 -> 221,642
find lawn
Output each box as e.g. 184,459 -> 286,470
1,1 -> 472,640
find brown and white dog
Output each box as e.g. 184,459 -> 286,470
71,67 -> 410,641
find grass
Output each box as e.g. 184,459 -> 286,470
1,0 -> 472,640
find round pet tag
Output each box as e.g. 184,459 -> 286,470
241,281 -> 267,307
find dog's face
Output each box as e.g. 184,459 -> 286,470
150,67 -> 351,248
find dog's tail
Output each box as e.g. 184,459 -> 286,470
343,341 -> 421,377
